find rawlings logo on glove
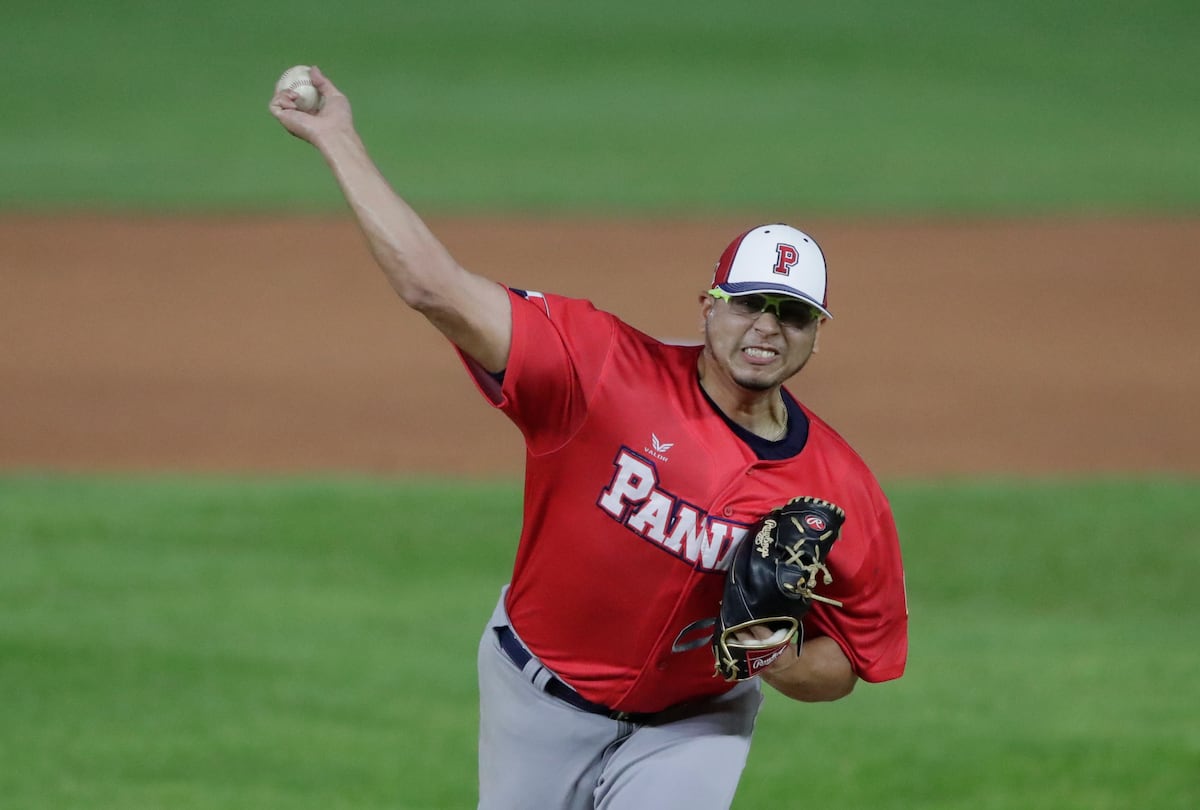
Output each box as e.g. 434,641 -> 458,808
712,496 -> 846,682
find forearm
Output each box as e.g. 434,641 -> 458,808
270,68 -> 513,371
315,130 -> 459,309
762,636 -> 857,702
311,127 -> 512,371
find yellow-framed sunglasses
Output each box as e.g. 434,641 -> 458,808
707,289 -> 821,329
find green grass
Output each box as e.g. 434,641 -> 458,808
2,475 -> 1197,808
746,479 -> 1200,809
1,476 -> 521,809
1,1 -> 1198,213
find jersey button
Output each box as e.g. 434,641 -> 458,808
723,507 -> 733,517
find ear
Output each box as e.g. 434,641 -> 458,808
812,321 -> 823,353
698,292 -> 715,331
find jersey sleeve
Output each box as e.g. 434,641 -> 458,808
804,484 -> 908,683
457,289 -> 618,455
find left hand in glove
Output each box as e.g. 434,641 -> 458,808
712,496 -> 846,681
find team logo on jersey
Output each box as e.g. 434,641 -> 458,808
804,514 -> 827,531
597,448 -> 750,572
645,433 -> 674,461
773,243 -> 800,276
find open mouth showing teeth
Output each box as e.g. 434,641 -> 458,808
744,347 -> 777,358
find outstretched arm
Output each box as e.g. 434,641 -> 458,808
268,66 -> 512,373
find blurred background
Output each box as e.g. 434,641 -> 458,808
4,1 -> 1197,213
1,2 -> 1198,808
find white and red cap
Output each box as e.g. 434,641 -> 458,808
710,224 -> 832,318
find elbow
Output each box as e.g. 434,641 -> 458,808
371,243 -> 439,311
398,282 -> 440,313
382,255 -> 464,315
767,673 -> 857,704
762,637 -> 859,702
817,674 -> 858,702
385,266 -> 444,314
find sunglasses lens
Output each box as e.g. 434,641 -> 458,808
728,295 -> 767,317
725,294 -> 817,327
777,301 -> 818,328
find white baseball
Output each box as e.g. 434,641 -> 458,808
276,65 -> 323,113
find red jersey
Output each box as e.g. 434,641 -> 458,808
460,290 -> 908,713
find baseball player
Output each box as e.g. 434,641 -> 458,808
271,68 -> 907,810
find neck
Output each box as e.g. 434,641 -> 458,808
697,358 -> 788,441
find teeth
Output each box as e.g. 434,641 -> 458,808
744,347 -> 776,358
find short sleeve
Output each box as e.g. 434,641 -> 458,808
457,289 -> 618,455
803,488 -> 908,683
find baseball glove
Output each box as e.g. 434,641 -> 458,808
712,496 -> 846,681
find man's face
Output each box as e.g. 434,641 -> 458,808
699,292 -> 823,391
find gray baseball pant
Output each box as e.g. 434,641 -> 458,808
477,590 -> 763,810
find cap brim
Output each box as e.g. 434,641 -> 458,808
716,282 -> 833,319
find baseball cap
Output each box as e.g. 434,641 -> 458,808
710,224 -> 832,319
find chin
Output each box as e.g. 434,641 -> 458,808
732,359 -> 808,391
731,372 -> 779,392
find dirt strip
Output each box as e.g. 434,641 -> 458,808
2,215 -> 1197,478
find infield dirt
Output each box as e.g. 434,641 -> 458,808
3,215 -> 1197,478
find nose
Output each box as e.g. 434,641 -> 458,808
750,310 -> 783,334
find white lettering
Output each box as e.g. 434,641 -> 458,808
751,647 -> 787,671
692,520 -> 733,570
598,453 -> 655,518
716,525 -> 750,570
663,504 -> 701,553
627,490 -> 673,542
597,449 -> 752,573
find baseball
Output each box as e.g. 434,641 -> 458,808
276,65 -> 323,113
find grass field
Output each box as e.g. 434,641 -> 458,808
2,475 -> 1197,809
2,1 -> 1198,212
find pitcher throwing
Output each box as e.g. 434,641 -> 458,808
270,66 -> 908,810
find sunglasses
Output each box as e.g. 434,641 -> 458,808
708,289 -> 821,329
